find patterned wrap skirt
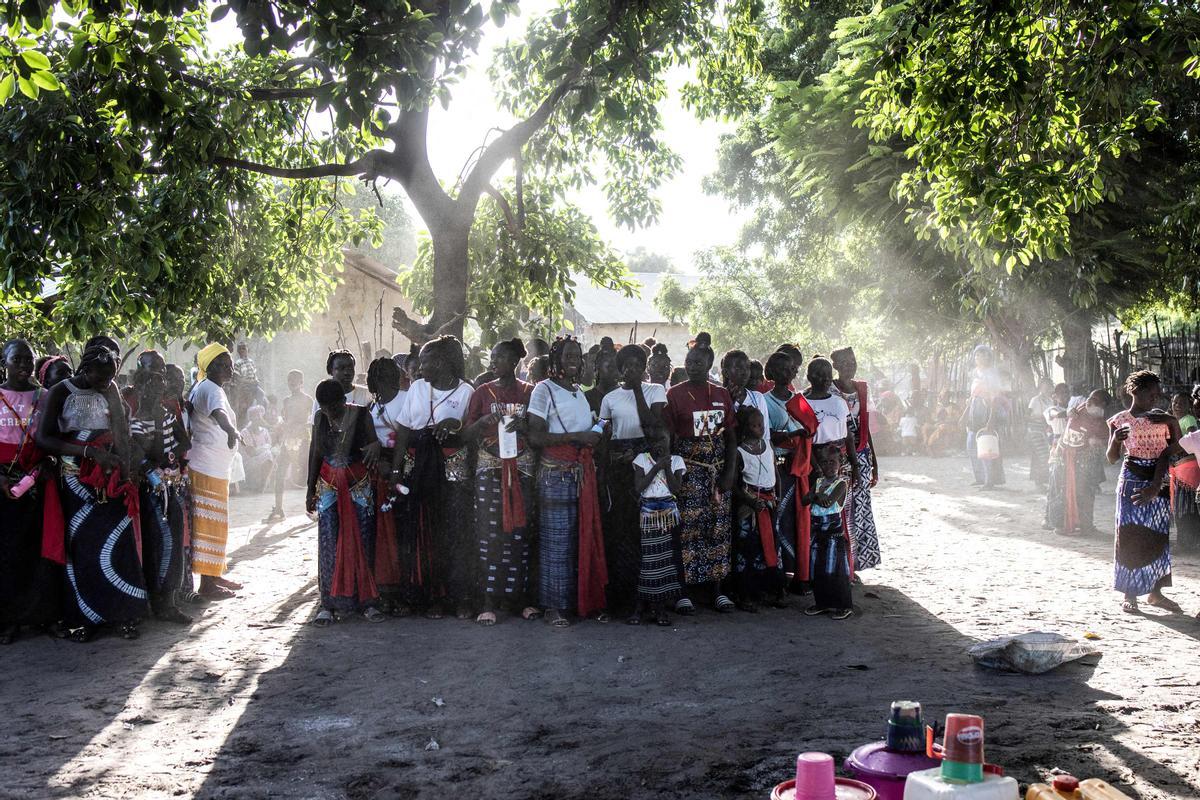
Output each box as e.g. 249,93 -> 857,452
316,457 -> 377,612
537,459 -> 580,611
847,446 -> 880,570
810,509 -> 852,611
139,476 -> 187,607
475,450 -> 535,600
638,497 -> 684,603
675,436 -> 732,585
603,437 -> 646,611
732,492 -> 783,598
1114,456 -> 1172,596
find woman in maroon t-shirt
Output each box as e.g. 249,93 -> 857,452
664,333 -> 738,614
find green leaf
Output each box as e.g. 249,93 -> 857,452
16,76 -> 38,99
604,97 -> 627,120
30,71 -> 59,91
0,74 -> 13,104
20,50 -> 51,71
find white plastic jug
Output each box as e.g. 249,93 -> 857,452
975,432 -> 1000,461
904,768 -> 1018,800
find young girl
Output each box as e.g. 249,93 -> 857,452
732,406 -> 781,611
803,445 -> 853,620
632,435 -> 686,626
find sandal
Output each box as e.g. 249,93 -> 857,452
475,611 -> 497,627
424,604 -> 445,620
198,585 -> 236,601
455,604 -> 474,621
592,611 -> 611,624
654,610 -> 672,627
69,625 -> 97,643
803,605 -> 829,616
521,606 -> 543,621
626,613 -> 642,626
545,608 -> 570,628
178,589 -> 210,606
831,608 -> 853,620
390,604 -> 413,618
1147,595 -> 1183,614
1121,600 -> 1140,614
363,607 -> 387,623
119,622 -> 140,640
312,609 -> 335,627
714,595 -> 736,613
213,577 -> 243,591
674,598 -> 696,616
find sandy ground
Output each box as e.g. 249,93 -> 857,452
2,455 -> 1198,800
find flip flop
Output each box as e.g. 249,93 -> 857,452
803,605 -> 829,616
363,607 -> 387,623
674,598 -> 696,616
831,608 -> 853,620
546,609 -> 570,628
198,585 -> 236,601
476,611 -> 497,627
714,595 -> 736,613
1147,596 -> 1183,613
521,606 -> 543,621
312,609 -> 334,627
1121,600 -> 1140,614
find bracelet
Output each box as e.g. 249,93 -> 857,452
82,445 -> 90,460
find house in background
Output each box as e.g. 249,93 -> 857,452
565,272 -> 700,356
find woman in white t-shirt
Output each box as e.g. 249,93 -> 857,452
598,345 -> 667,621
388,337 -> 474,620
365,357 -> 407,613
527,337 -> 605,628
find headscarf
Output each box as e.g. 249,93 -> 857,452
196,343 -> 229,382
37,355 -> 69,385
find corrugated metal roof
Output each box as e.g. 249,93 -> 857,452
570,272 -> 700,325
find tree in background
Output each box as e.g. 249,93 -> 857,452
1,0 -> 755,345
625,246 -> 674,273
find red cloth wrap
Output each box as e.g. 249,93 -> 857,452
72,434 -> 142,562
853,380 -> 870,452
371,471 -> 401,588
784,394 -> 818,581
752,488 -> 778,568
544,444 -> 607,617
501,458 -> 527,534
0,440 -> 65,564
320,461 -> 380,602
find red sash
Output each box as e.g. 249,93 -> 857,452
320,461 -> 380,602
784,394 -> 818,581
544,444 -> 607,617
751,488 -> 778,568
501,458 -> 527,534
854,380 -> 870,452
0,440 -> 66,565
371,471 -> 401,587
72,433 -> 142,562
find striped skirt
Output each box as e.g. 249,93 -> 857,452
810,510 -> 851,611
475,452 -> 535,600
537,462 -> 580,611
190,469 -> 230,577
1114,457 -> 1172,596
638,497 -> 683,603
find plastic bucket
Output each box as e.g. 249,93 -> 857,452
770,778 -> 878,800
975,432 -> 1000,460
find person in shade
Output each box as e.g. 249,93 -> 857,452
763,351 -> 810,586
187,344 -> 244,600
831,346 -> 880,575
599,343 -> 668,622
37,345 -> 147,642
585,342 -> 619,417
128,351 -> 192,625
1107,371 -> 1182,615
803,444 -> 853,620
526,336 -> 606,628
647,343 -> 672,388
664,332 -> 737,614
307,379 -> 384,626
463,338 -> 537,626
389,336 -> 475,620
0,340 -> 64,644
631,433 -> 686,626
1045,389 -> 1109,537
365,357 -> 407,615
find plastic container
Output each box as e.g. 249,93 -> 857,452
902,768 -> 1018,800
941,714 -> 985,784
846,701 -> 941,800
1025,776 -> 1132,800
975,433 -> 1000,461
770,778 -> 878,800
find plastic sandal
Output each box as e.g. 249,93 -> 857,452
714,595 -> 736,613
803,605 -> 828,616
475,611 -> 497,627
363,607 -> 386,623
674,598 -> 696,615
312,609 -> 335,627
831,608 -> 853,620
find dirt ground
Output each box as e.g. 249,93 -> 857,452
2,455 -> 1198,800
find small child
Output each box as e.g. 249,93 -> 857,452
898,410 -> 920,455
802,444 -> 853,620
632,435 -> 687,626
732,406 -> 783,611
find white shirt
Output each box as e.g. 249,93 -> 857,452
529,381 -> 592,433
633,453 -> 685,499
398,380 -> 472,430
738,443 -> 775,490
807,394 -> 850,444
600,382 -> 667,439
1044,405 -> 1068,437
1179,430 -> 1200,456
188,379 -> 238,478
369,390 -> 407,447
899,415 -> 920,438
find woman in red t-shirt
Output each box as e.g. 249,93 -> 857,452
664,333 -> 737,614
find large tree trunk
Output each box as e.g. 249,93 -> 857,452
1060,312 -> 1096,391
427,216 -> 471,341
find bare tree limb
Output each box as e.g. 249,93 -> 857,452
211,150 -> 390,180
173,70 -> 335,102
484,184 -> 520,235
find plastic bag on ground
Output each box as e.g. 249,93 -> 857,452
968,631 -> 1102,674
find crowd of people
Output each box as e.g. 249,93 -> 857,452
0,332 -> 884,642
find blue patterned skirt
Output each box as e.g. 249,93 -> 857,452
1114,457 -> 1171,596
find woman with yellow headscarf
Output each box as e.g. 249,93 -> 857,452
188,344 -> 243,600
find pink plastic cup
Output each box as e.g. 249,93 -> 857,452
794,752 -> 837,800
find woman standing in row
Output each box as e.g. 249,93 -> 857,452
664,333 -> 737,614
37,345 -> 147,641
391,337 -> 474,619
764,351 -> 812,586
527,337 -> 606,628
831,347 -> 880,574
0,340 -> 62,644
366,357 -> 406,613
599,344 -> 667,621
464,338 -> 536,625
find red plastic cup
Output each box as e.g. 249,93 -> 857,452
794,752 -> 837,800
942,714 -> 985,766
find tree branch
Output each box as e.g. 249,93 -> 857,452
385,109 -> 457,225
174,70 -> 335,102
211,150 -> 389,180
484,184 -> 520,235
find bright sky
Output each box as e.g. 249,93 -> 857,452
212,5 -> 742,273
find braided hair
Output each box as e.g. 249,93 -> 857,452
494,337 -> 528,361
78,344 -> 118,375
326,349 -> 355,375
366,356 -> 401,398
421,335 -> 466,382
689,331 -> 715,368
547,336 -> 583,381
1124,370 -> 1160,397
